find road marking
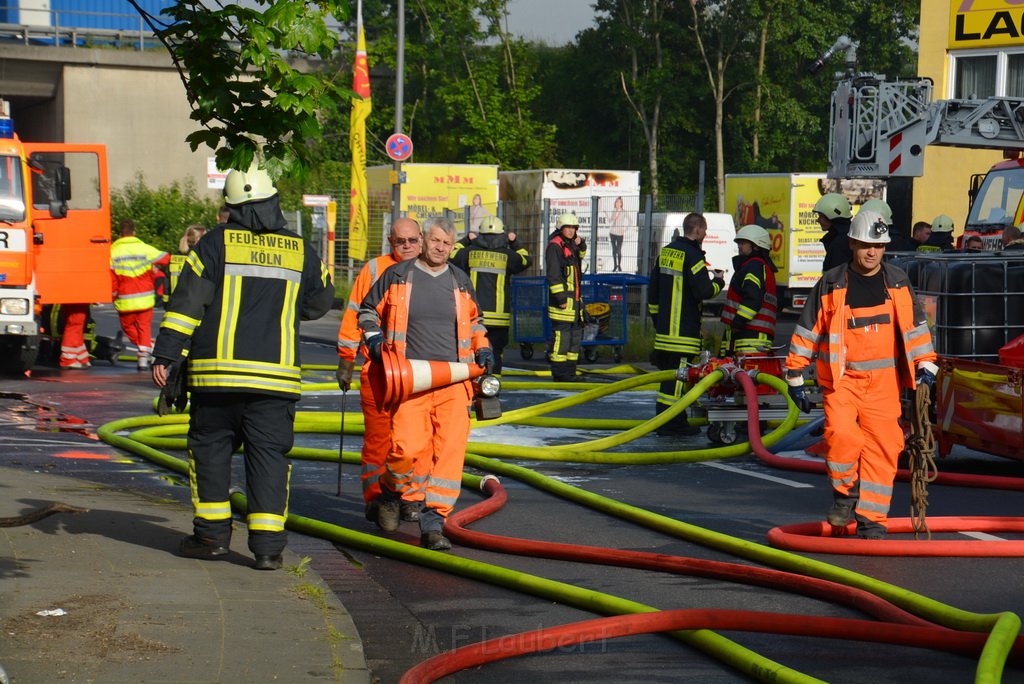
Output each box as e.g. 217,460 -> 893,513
700,461 -> 814,488
959,531 -> 1006,541
0,436 -> 108,447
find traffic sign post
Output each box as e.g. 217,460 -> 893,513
385,133 -> 413,162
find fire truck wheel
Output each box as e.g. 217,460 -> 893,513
520,344 -> 533,360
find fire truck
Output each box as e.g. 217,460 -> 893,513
0,100 -> 111,374
824,41 -> 1024,462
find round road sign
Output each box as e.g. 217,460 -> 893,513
385,133 -> 413,162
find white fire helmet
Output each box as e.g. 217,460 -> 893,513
734,224 -> 772,250
848,209 -> 891,244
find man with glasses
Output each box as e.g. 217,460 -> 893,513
358,218 -> 492,550
337,217 -> 423,523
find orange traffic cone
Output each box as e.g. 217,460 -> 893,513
368,345 -> 485,412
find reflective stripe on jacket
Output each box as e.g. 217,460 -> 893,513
450,236 -> 531,328
153,223 -> 334,398
545,232 -> 586,323
357,259 -> 489,365
720,253 -> 778,336
337,253 -> 400,363
110,236 -> 170,312
785,262 -> 936,390
647,236 -> 722,354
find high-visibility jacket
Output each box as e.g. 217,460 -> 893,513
545,231 -> 587,323
358,259 -> 489,367
647,235 -> 723,355
337,253 -> 401,364
168,253 -> 188,295
720,251 -> 778,339
450,233 -> 531,328
786,262 -> 936,390
153,221 -> 334,398
110,236 -> 171,312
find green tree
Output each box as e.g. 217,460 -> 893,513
353,0 -> 555,169
111,175 -> 221,254
127,0 -> 350,176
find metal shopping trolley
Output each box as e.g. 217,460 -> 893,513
510,276 -> 549,360
580,273 -> 647,363
511,274 -> 647,364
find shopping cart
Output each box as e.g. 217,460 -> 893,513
510,276 -> 548,360
511,274 -> 647,363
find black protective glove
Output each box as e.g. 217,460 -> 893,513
916,366 -> 936,391
157,357 -> 188,416
787,383 -> 811,413
730,316 -> 748,332
365,334 -> 384,364
336,359 -> 354,391
475,348 -> 495,374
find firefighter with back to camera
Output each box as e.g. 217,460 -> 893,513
450,215 -> 532,374
647,212 -> 725,436
151,163 -> 334,570
785,209 -> 938,540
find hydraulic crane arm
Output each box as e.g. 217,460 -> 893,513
829,74 -> 1024,178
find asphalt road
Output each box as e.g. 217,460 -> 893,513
2,304 -> 1024,683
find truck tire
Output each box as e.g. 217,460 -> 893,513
0,336 -> 40,374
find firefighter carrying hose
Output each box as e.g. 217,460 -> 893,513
545,213 -> 587,382
450,215 -> 532,374
151,163 -> 334,570
719,224 -> 777,355
358,217 -> 492,551
785,209 -> 938,539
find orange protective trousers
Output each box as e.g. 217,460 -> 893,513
822,301 -> 904,529
359,362 -> 424,506
381,382 -> 471,519
118,308 -> 154,358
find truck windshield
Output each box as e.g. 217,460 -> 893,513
0,154 -> 25,222
967,167 -> 1024,229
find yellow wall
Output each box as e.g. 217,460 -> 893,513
915,0 -> 1008,234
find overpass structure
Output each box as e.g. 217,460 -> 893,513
0,33 -> 208,194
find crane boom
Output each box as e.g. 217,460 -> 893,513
829,74 -> 1024,178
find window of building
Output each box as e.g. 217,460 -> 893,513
949,49 -> 1024,98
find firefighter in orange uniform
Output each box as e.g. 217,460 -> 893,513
358,217 -> 492,551
336,216 -> 423,523
785,210 -> 938,539
110,219 -> 171,369
56,303 -> 92,369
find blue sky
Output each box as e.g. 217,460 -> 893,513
504,0 -> 597,45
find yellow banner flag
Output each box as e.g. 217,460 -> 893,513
348,4 -> 371,261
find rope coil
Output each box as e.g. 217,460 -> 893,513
907,384 -> 939,539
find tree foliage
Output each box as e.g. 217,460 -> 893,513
128,0 -> 350,177
127,0 -> 920,208
111,174 -> 222,254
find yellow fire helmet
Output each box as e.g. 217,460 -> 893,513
223,162 -> 277,206
479,216 -> 505,234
